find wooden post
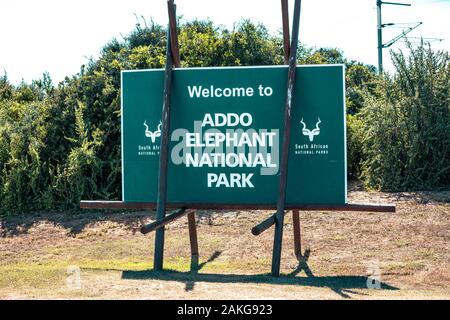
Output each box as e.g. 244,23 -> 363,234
188,212 -> 199,269
153,0 -> 178,271
281,0 -> 303,260
153,27 -> 173,270
167,0 -> 199,264
281,0 -> 290,65
272,0 -> 302,277
292,210 -> 302,258
168,1 -> 181,69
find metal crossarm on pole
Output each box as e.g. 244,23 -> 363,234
271,0 -> 302,277
383,22 -> 422,48
380,1 -> 410,6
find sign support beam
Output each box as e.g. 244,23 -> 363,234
169,1 -> 200,266
281,0 -> 303,261
292,210 -> 302,258
168,1 -> 181,69
271,0 -> 302,277
188,211 -> 199,268
153,25 -> 173,271
141,208 -> 190,234
154,0 -> 181,271
156,0 -> 199,270
281,0 -> 290,65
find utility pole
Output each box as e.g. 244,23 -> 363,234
377,0 -> 384,74
376,0 -> 416,73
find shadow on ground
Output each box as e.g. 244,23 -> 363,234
0,210 -> 152,237
0,209 -> 240,237
121,250 -> 398,299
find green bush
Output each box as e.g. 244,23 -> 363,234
359,42 -> 450,191
346,113 -> 365,178
0,99 -> 53,213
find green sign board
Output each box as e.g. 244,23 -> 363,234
121,65 -> 347,205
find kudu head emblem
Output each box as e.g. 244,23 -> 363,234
300,118 -> 321,142
144,121 -> 162,143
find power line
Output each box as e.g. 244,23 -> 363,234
383,22 -> 422,48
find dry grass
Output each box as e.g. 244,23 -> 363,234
0,184 -> 449,299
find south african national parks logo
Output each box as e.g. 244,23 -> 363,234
300,117 -> 321,142
143,121 -> 162,143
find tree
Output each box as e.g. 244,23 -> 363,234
0,73 -> 14,100
345,62 -> 378,115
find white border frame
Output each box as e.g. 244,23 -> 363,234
341,65 -> 348,203
121,71 -> 125,202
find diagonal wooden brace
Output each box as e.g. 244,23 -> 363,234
141,208 -> 190,235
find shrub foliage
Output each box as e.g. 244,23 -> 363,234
359,43 -> 449,191
0,19 -> 447,215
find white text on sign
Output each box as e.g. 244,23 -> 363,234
187,85 -> 273,98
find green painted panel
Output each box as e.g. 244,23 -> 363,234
122,65 -> 347,205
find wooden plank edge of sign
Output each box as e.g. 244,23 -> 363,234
79,201 -> 396,212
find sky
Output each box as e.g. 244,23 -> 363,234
0,0 -> 449,84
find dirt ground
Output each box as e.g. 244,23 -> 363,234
1,182 -> 449,300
